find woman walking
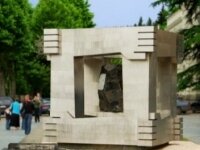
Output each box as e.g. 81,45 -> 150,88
20,94 -> 34,135
10,96 -> 21,130
33,94 -> 41,123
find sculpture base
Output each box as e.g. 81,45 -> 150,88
58,143 -> 150,150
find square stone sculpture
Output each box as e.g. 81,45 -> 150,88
43,27 -> 183,147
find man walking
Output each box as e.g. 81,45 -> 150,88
20,94 -> 34,135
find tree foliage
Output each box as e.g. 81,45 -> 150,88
29,0 -> 95,96
154,6 -> 168,30
0,0 -> 95,97
151,0 -> 200,23
135,17 -> 154,26
0,0 -> 32,52
138,17 -> 143,26
177,26 -> 200,91
0,0 -> 33,96
146,17 -> 153,26
152,0 -> 200,91
32,0 -> 95,36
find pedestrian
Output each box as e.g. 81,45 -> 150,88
20,94 -> 34,135
10,96 -> 21,130
33,94 -> 41,123
4,107 -> 11,130
20,95 -> 25,130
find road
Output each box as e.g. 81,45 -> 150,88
181,113 -> 200,144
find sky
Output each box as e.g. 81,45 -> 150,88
29,0 -> 161,27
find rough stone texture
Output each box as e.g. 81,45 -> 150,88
98,64 -> 123,112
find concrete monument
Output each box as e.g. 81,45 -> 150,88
42,27 -> 183,148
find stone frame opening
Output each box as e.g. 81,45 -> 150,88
74,56 -> 123,118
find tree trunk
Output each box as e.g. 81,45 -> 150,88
0,71 -> 5,96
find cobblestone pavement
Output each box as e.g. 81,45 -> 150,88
0,117 -> 42,150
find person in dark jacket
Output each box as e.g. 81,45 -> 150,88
33,94 -> 41,123
5,107 -> 11,130
20,94 -> 34,135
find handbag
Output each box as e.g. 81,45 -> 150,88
5,108 -> 11,115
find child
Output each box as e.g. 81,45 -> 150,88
5,108 -> 11,130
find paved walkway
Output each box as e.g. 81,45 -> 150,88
0,117 -> 42,150
1,115 -> 200,150
181,113 -> 200,144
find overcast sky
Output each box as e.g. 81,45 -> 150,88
29,0 -> 161,27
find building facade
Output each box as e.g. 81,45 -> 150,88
167,7 -> 200,100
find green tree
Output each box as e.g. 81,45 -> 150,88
138,17 -> 143,26
177,26 -> 200,91
151,0 -> 200,23
152,0 -> 200,91
27,0 -> 95,96
0,0 -> 33,96
134,17 -> 154,27
15,51 -> 51,96
146,17 -> 153,26
32,0 -> 95,36
154,6 -> 168,29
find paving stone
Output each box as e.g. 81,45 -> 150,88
8,143 -> 58,150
